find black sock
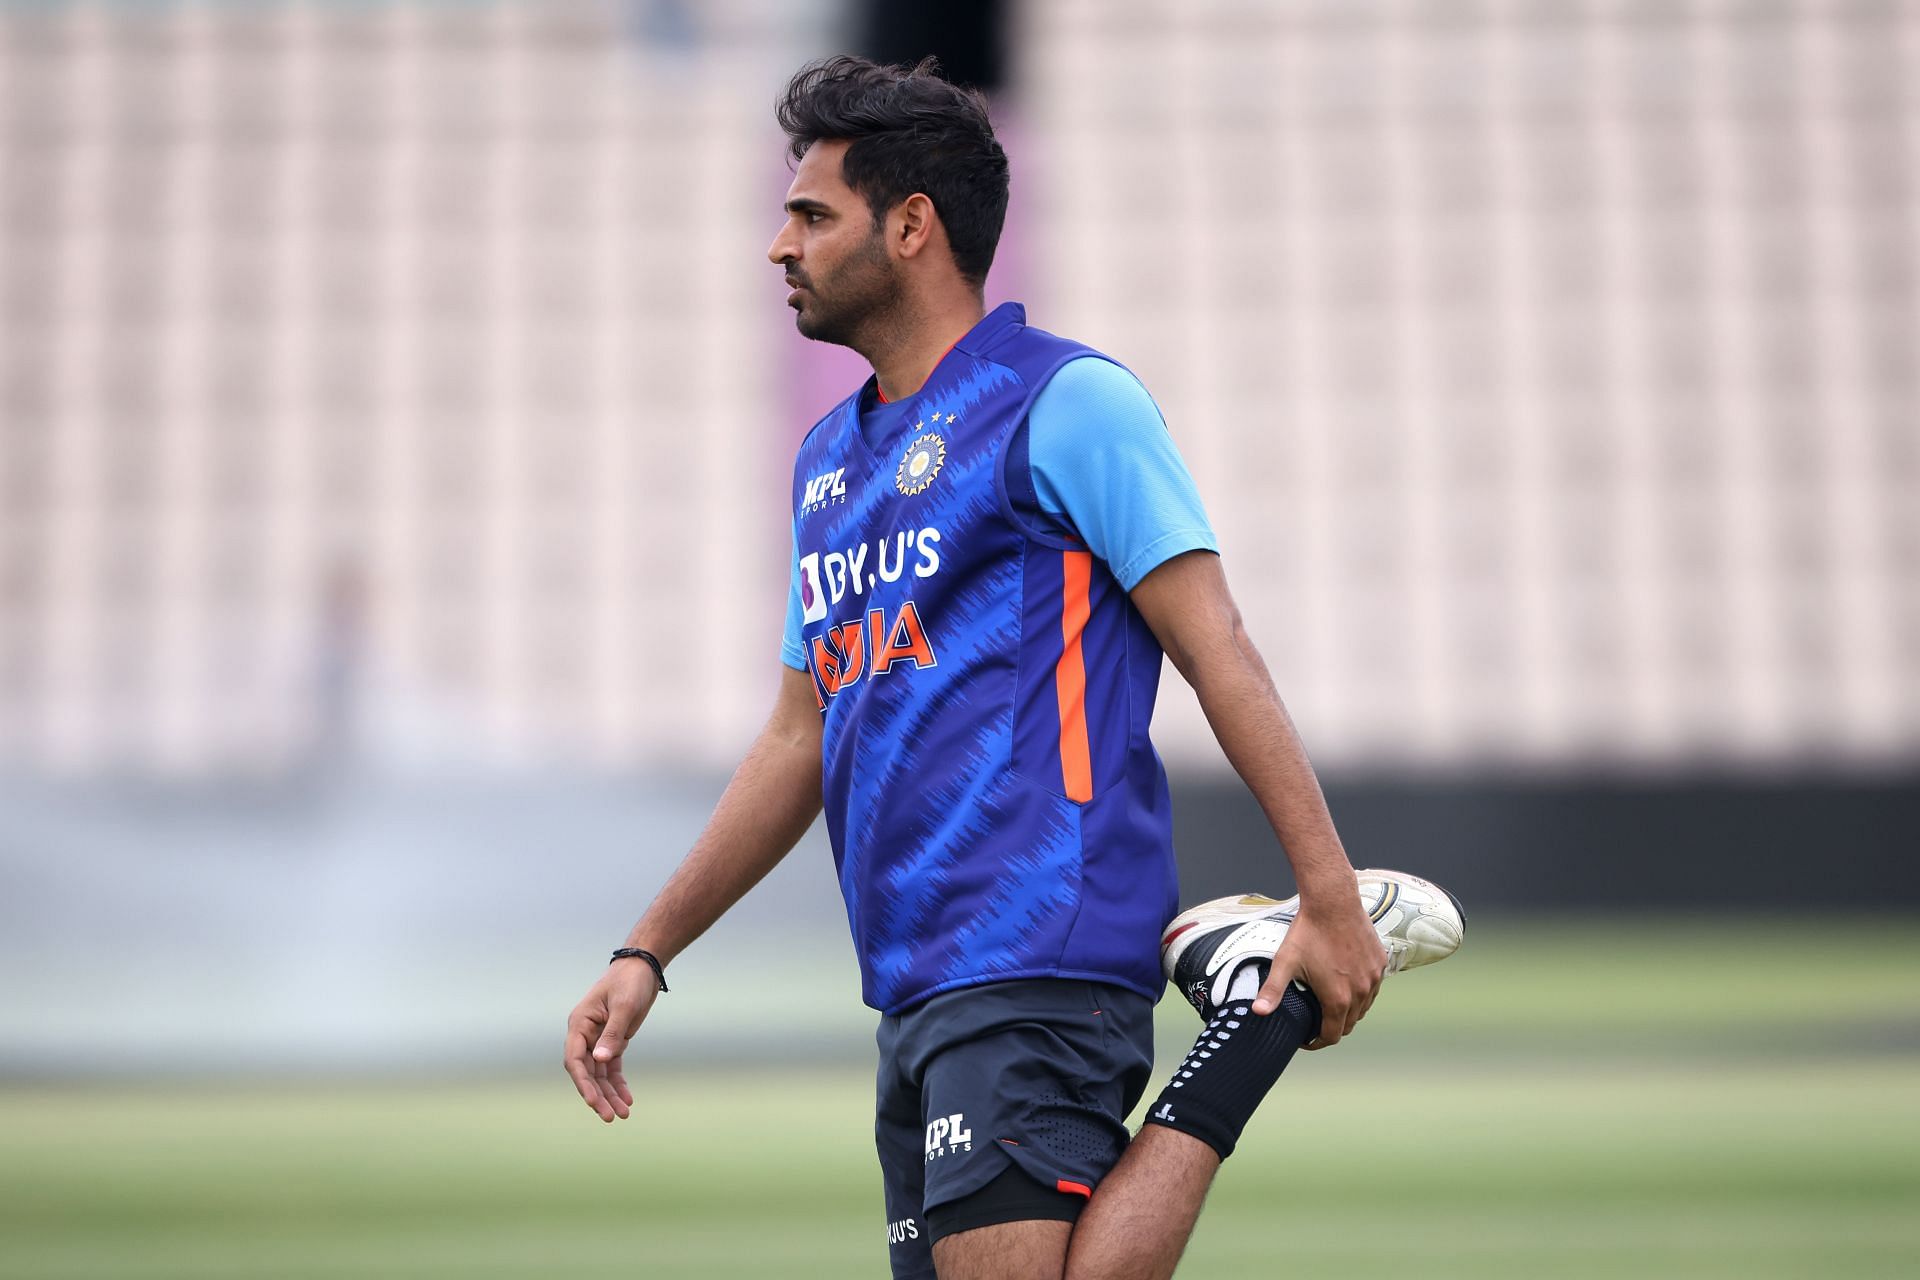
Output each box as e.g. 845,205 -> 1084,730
1141,981 -> 1321,1160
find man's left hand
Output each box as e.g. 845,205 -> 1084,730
1253,889 -> 1387,1049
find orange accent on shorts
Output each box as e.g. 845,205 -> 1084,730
1055,551 -> 1094,803
1056,1179 -> 1093,1198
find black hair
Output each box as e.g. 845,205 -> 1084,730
776,55 -> 1010,287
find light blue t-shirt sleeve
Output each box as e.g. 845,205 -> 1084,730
780,538 -> 806,670
1029,356 -> 1219,590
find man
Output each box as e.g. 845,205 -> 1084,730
564,56 -> 1461,1280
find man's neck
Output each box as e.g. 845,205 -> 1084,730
868,298 -> 986,403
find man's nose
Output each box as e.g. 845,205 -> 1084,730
768,226 -> 797,265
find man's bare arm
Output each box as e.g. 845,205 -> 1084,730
563,664 -> 823,1121
1129,550 -> 1387,1048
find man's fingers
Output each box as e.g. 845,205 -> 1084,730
564,1027 -> 614,1119
1314,1001 -> 1347,1049
564,1052 -> 598,1106
1250,955 -> 1298,1016
1303,973 -> 1384,1049
563,1024 -> 596,1089
1305,1026 -> 1342,1049
592,999 -> 637,1062
592,1027 -> 631,1063
607,1061 -> 634,1110
572,1065 -> 614,1121
1347,962 -> 1386,1031
566,1012 -> 627,1122
566,981 -> 654,1123
1354,978 -> 1382,1024
1311,974 -> 1358,1048
590,1023 -> 634,1119
592,1052 -> 631,1121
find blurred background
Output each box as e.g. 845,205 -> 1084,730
1,1 -> 1915,1277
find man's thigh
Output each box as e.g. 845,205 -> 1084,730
931,1218 -> 1072,1280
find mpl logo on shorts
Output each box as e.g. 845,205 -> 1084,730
924,1112 -> 972,1161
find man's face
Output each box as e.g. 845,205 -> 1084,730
767,140 -> 899,347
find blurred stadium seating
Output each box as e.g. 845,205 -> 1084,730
1,0 -> 824,776
1028,0 -> 1916,770
2,0 -> 1911,780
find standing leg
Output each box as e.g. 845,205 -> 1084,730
1065,984 -> 1321,1280
1061,1126 -> 1219,1280
930,1219 -> 1071,1280
926,1128 -> 1222,1280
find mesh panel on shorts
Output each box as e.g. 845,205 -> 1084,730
1024,1093 -> 1121,1165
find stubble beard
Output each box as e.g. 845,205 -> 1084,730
793,228 -> 902,354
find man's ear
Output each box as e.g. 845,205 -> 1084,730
893,193 -> 937,260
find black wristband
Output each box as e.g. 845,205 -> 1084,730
609,947 -> 669,992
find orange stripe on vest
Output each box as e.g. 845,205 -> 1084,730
1055,551 -> 1095,803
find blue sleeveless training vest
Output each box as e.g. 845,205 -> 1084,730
790,302 -> 1178,1013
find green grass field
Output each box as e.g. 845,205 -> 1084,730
5,918 -> 1918,1279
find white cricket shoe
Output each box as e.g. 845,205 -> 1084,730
1160,869 -> 1466,1018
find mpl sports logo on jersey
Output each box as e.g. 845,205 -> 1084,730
925,1112 -> 972,1161
800,466 -> 847,517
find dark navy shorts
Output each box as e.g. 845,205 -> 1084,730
874,978 -> 1156,1279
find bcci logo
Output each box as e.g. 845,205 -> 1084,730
896,433 -> 946,496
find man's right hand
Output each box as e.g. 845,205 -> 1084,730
563,957 -> 662,1123
561,668 -> 824,1124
